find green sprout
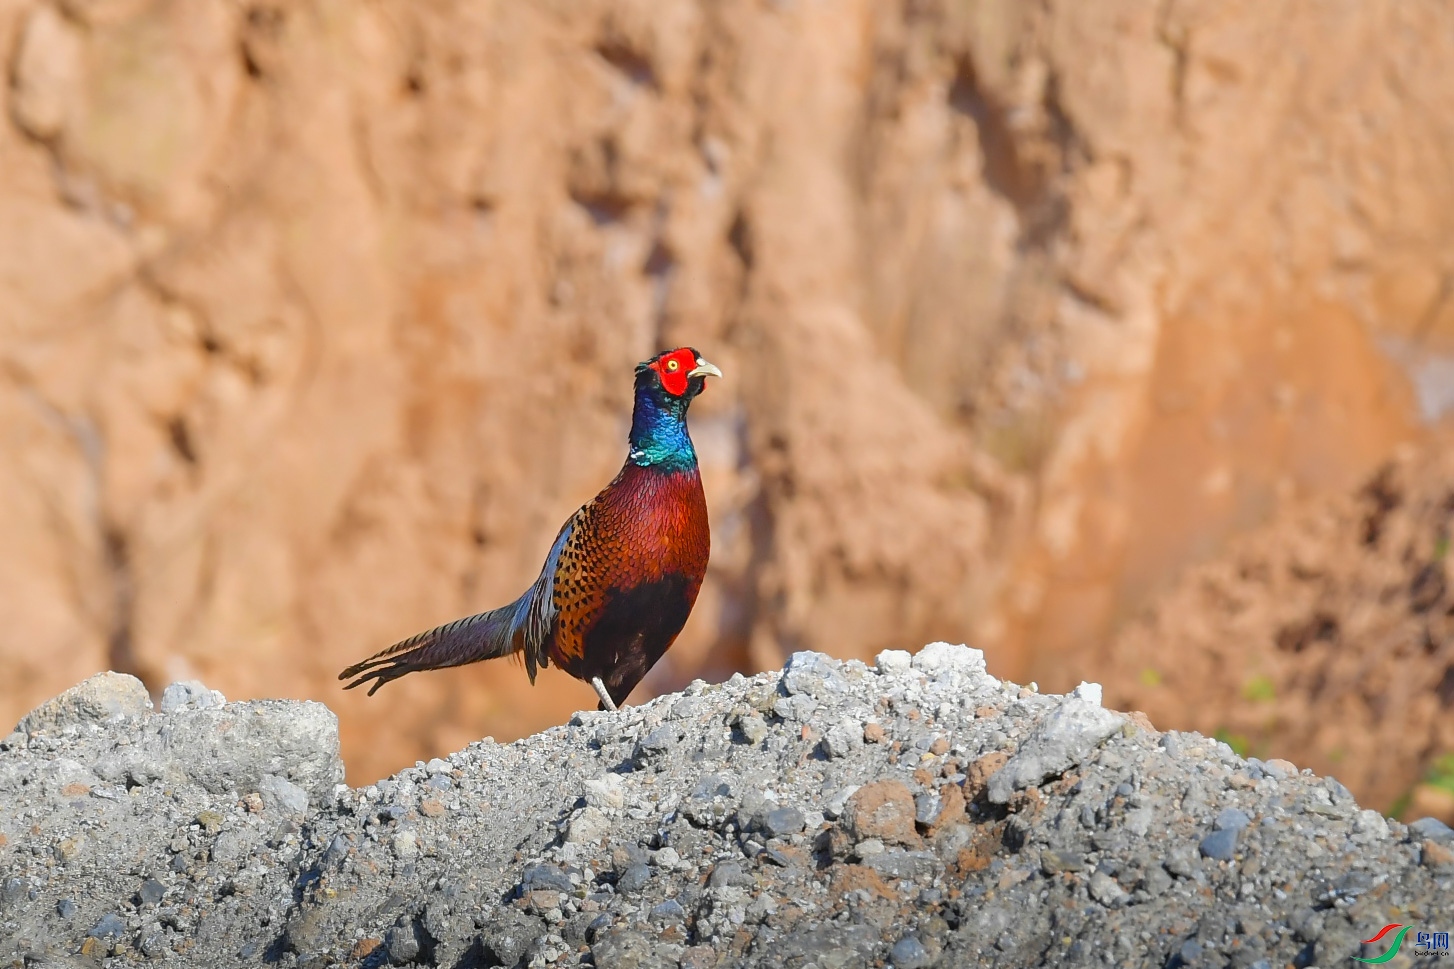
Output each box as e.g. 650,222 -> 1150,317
1241,674 -> 1277,703
1214,729 -> 1251,757
1427,753 -> 1454,795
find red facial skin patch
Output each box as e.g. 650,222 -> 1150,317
650,348 -> 698,397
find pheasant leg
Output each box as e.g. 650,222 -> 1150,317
591,677 -> 619,712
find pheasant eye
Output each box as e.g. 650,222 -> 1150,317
666,359 -> 680,371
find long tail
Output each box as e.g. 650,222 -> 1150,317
339,596 -> 530,696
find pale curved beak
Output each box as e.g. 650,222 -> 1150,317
688,358 -> 723,380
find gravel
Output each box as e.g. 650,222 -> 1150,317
2,643 -> 1452,967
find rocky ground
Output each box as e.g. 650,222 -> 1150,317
3,645 -> 1454,968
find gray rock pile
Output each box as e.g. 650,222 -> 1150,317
2,645 -> 1452,968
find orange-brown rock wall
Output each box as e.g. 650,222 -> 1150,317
2,0 -> 1451,784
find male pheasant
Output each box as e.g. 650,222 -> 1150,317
338,347 -> 721,711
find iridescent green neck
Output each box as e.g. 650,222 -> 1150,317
628,383 -> 697,473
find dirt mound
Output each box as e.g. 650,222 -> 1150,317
1106,436 -> 1454,818
5,651 -> 1453,967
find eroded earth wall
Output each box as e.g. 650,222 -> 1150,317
2,0 -> 1452,782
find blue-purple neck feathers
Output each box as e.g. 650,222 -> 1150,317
628,382 -> 697,474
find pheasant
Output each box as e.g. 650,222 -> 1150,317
339,347 -> 721,711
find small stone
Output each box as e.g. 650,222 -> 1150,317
1141,867 -> 1172,896
761,805 -> 806,839
781,651 -> 846,696
419,798 -> 446,818
1,877 -> 28,911
863,722 -> 887,744
854,838 -> 886,858
1422,840 -> 1454,871
653,846 -> 681,869
593,927 -> 664,969
483,909 -> 548,966
18,672 -> 152,736
568,806 -> 610,844
425,758 -> 451,775
650,899 -> 685,922
137,878 -> 165,906
670,696 -> 705,720
825,785 -> 861,820
139,924 -> 168,958
841,780 -> 919,846
324,834 -> 351,866
1165,846 -> 1200,878
1351,808 -> 1389,843
708,862 -> 754,889
1409,817 -> 1454,843
386,919 -> 422,963
822,720 -> 864,759
1040,849 -> 1082,875
523,889 -> 562,917
1214,808 -> 1251,831
735,714 -> 769,744
680,945 -> 718,969
1260,758 -> 1293,777
88,913 -> 126,939
1178,939 -> 1202,964
1199,827 -> 1239,861
914,792 -> 942,826
911,642 -> 985,675
57,898 -> 77,918
928,736 -> 950,756
876,650 -> 913,673
986,697 -> 1123,804
259,773 -> 310,816
583,774 -> 626,811
54,836 -> 82,864
521,865 -> 574,895
890,933 -> 932,968
616,864 -> 651,894
160,680 -> 224,713
1070,682 -> 1103,706
963,751 -> 1011,802
1089,871 -> 1126,906
633,725 -> 679,767
391,830 -> 419,860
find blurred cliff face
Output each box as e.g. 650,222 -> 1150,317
1,0 -> 1450,784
